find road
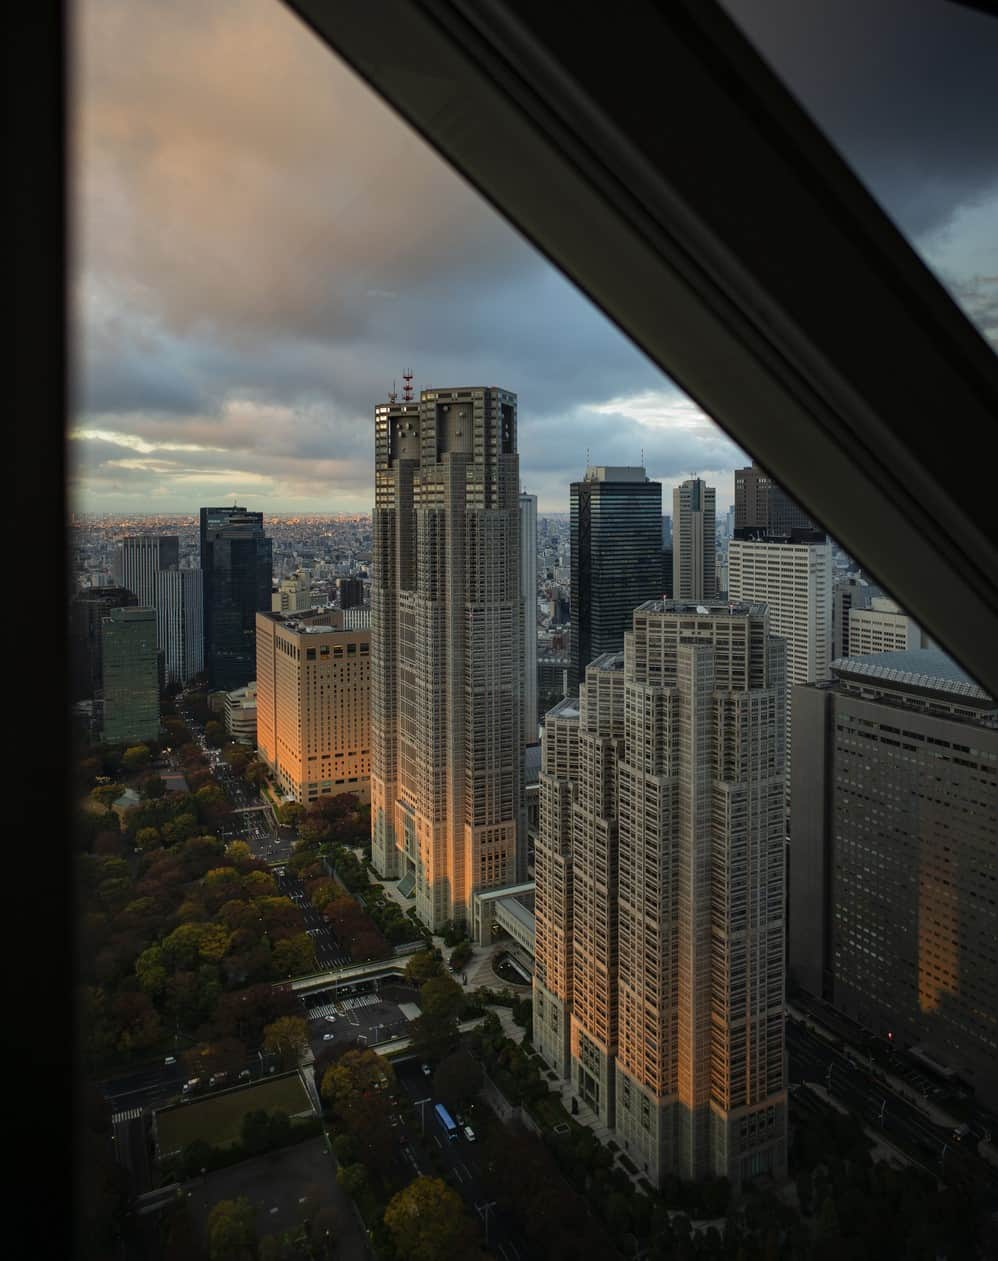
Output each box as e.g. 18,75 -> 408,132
787,1017 -> 998,1202
274,867 -> 352,970
393,1057 -> 528,1261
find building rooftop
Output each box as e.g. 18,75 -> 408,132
833,649 -> 994,704
588,651 -> 625,672
582,465 -> 647,483
524,743 -> 542,783
546,697 -> 581,721
636,599 -> 768,619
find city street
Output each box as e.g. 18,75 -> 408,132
274,868 -> 351,969
787,1017 -> 998,1199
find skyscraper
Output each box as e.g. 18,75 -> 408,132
200,507 -> 272,692
101,606 -> 160,745
734,462 -> 815,533
520,490 -> 538,741
792,651 -> 998,1107
112,535 -> 180,614
70,586 -> 138,702
570,466 -> 663,692
370,386 -> 523,933
157,568 -> 204,685
534,601 -> 788,1185
727,527 -> 832,792
256,609 -> 371,804
672,477 -> 716,600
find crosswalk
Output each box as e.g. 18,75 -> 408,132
308,993 -> 379,1020
113,1107 -> 142,1123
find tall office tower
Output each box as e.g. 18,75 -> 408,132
534,602 -> 788,1186
728,528 -> 832,791
661,547 -> 674,599
370,386 -> 523,932
112,536 -> 180,616
847,594 -> 930,656
832,574 -> 872,659
672,478 -> 717,600
792,652 -> 998,1108
156,568 -> 204,685
256,609 -> 371,804
520,491 -> 539,742
101,607 -> 160,745
200,507 -> 272,692
272,571 -> 313,614
69,586 -> 138,701
661,514 -> 672,548
570,466 -> 663,692
734,462 -> 815,532
338,577 -> 364,610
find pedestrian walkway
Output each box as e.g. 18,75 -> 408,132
307,993 -> 380,1020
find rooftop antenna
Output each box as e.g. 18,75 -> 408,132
389,380 -> 398,404
640,446 -> 644,467
402,369 -> 414,403
585,446 -> 591,467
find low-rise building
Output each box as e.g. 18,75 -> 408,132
225,682 -> 258,745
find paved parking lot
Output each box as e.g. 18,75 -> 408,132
305,989 -> 412,1052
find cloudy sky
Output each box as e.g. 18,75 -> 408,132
70,0 -> 997,515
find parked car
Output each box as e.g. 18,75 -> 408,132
463,1125 -> 476,1142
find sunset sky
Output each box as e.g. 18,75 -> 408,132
71,0 -> 997,515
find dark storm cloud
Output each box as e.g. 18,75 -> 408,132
74,0 -> 994,513
722,0 -> 998,239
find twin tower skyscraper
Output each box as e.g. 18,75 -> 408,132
370,386 -> 786,1188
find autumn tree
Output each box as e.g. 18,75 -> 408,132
183,1038 -> 247,1081
433,1049 -> 483,1111
405,949 -> 445,987
122,744 -> 151,772
141,773 -> 167,800
383,1177 -> 479,1261
320,1048 -> 397,1172
262,1015 -> 309,1068
207,1197 -> 257,1261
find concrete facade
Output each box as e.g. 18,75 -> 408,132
672,478 -> 717,601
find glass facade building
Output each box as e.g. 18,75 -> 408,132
570,466 -> 663,693
101,606 -> 160,745
199,506 -> 273,692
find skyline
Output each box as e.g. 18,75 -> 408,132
70,0 -> 996,517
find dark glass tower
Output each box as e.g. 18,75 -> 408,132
569,466 -> 663,692
199,507 -> 272,691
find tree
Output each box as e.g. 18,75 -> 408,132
135,825 -> 162,852
433,1049 -> 483,1110
91,783 -> 124,810
207,1197 -> 256,1261
383,1177 -> 478,1261
263,1015 -> 309,1068
180,1139 -> 215,1180
205,720 -> 227,749
449,940 -> 473,971
336,1162 -> 368,1198
122,745 -> 151,772
320,1049 -> 397,1172
405,949 -> 445,986
273,933 -> 317,976
141,773 -> 167,800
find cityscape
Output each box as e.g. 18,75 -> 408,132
70,2 -> 997,1260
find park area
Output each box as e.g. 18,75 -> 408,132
156,1073 -> 312,1157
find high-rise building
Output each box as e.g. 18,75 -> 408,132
224,681 -> 258,746
570,466 -> 663,692
520,491 -> 539,743
734,462 -> 815,533
69,586 -> 138,701
370,386 -> 523,932
672,478 -> 716,600
832,574 -> 872,660
338,577 -> 364,610
661,514 -> 672,548
727,528 -> 832,791
791,651 -> 998,1107
256,609 -> 370,804
157,568 -> 204,685
101,606 -> 160,745
847,594 -> 930,656
535,601 -> 788,1186
200,506 -> 272,692
112,535 -> 180,619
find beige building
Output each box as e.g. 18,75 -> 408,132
272,571 -> 314,614
672,478 -> 716,600
256,609 -> 370,804
847,594 -> 929,657
370,385 -> 523,932
535,602 -> 788,1187
225,681 -> 258,745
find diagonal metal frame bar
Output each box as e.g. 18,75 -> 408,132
285,0 -> 998,695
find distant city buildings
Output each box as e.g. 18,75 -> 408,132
200,506 -> 273,692
570,466 -> 663,692
672,477 -> 716,600
370,386 -> 524,933
101,606 -> 160,746
535,601 -> 787,1186
791,651 -> 998,1107
520,491 -> 539,743
157,568 -> 204,685
256,610 -> 370,804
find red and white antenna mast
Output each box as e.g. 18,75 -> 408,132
402,369 -> 414,403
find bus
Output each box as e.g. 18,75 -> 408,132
435,1103 -> 459,1141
